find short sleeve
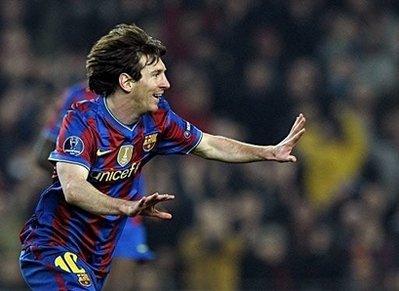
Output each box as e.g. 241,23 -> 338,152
48,110 -> 96,170
155,109 -> 203,155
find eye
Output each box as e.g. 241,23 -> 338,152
152,70 -> 161,78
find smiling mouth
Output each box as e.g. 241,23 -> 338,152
152,93 -> 163,100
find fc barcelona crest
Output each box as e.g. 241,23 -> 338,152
143,133 -> 158,152
77,273 -> 92,287
117,145 -> 133,167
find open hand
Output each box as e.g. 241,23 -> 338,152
122,192 -> 175,220
273,114 -> 306,162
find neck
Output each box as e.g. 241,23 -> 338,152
105,93 -> 140,125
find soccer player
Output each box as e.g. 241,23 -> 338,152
19,24 -> 306,290
35,82 -> 154,289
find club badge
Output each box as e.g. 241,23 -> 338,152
143,133 -> 158,152
77,273 -> 92,287
63,136 -> 84,156
117,145 -> 133,167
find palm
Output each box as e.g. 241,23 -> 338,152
274,114 -> 306,162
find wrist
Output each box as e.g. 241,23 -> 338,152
118,200 -> 133,216
263,145 -> 277,161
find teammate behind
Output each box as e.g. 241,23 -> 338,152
20,23 -> 306,290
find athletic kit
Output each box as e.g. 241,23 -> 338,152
20,92 -> 202,289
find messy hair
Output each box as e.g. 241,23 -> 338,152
86,24 -> 166,96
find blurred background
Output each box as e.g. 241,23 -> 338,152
2,0 -> 399,290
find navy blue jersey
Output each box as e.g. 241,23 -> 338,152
20,96 -> 203,278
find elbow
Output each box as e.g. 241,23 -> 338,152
63,181 -> 81,205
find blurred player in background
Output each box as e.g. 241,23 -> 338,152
19,23 -> 305,290
35,82 -> 154,290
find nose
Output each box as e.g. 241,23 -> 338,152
159,74 -> 170,90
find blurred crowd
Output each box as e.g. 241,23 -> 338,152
2,0 -> 399,290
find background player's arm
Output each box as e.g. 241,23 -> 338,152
56,162 -> 174,219
193,114 -> 306,163
34,136 -> 56,172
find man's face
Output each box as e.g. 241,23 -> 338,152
130,56 -> 170,113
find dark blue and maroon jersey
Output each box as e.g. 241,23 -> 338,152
41,82 -> 154,262
20,96 -> 203,278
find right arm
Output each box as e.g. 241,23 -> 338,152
57,162 -> 174,219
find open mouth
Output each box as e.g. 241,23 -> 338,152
152,93 -> 162,100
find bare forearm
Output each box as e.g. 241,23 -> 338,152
194,134 -> 276,163
63,180 -> 130,215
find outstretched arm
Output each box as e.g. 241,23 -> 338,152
192,114 -> 306,163
57,162 -> 174,219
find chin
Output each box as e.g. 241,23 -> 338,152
149,104 -> 159,112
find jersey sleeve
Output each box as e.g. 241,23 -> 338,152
48,110 -> 96,170
156,109 -> 203,155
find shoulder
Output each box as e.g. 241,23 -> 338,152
71,97 -> 99,113
68,98 -> 101,126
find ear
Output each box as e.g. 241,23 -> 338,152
119,73 -> 134,93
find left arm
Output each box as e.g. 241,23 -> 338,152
193,114 -> 306,163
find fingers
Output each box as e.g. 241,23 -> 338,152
138,197 -> 146,207
152,209 -> 173,220
137,193 -> 174,219
291,114 -> 301,133
292,114 -> 306,133
290,128 -> 306,145
285,114 -> 305,142
144,193 -> 175,206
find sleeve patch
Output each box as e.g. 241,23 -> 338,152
63,136 -> 85,156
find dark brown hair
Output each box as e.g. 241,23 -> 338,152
86,24 -> 166,96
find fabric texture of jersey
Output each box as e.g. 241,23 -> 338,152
20,96 -> 203,279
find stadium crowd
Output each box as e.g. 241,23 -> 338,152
1,0 -> 399,290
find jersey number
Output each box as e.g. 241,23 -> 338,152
54,252 -> 85,274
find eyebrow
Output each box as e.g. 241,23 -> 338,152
151,68 -> 166,74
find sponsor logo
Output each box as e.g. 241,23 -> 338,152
96,148 -> 113,156
63,136 -> 84,156
117,145 -> 133,166
184,122 -> 191,138
143,133 -> 158,152
90,161 -> 141,183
